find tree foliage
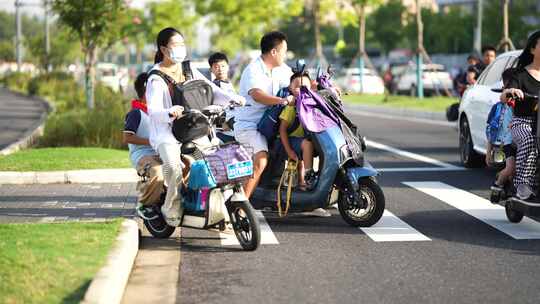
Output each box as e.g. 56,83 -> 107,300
52,0 -> 126,109
147,0 -> 198,47
196,0 -> 303,54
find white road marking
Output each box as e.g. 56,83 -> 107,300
360,210 -> 431,242
404,181 -> 540,239
343,107 -> 456,127
377,167 -> 467,173
76,202 -> 91,207
101,203 -> 113,208
39,217 -> 56,223
220,210 -> 279,246
62,202 -> 77,209
366,139 -> 461,169
83,213 -> 97,216
41,201 -> 58,207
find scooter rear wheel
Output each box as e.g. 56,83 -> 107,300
227,201 -> 260,251
505,204 -> 524,223
338,177 -> 385,227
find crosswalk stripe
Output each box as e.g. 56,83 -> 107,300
220,210 -> 279,246
404,181 -> 540,240
360,210 -> 431,242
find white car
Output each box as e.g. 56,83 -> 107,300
458,50 -> 521,167
336,67 -> 385,95
96,63 -> 121,92
395,63 -> 453,96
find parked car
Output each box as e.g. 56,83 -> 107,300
189,60 -> 213,81
395,63 -> 453,96
96,63 -> 121,92
458,50 -> 521,168
336,67 -> 385,95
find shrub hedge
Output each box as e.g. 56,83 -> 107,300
1,72 -> 128,149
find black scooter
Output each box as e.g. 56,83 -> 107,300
491,92 -> 540,223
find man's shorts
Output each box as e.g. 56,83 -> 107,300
503,144 -> 517,159
234,129 -> 268,155
275,137 -> 304,159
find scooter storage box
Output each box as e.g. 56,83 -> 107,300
204,143 -> 253,184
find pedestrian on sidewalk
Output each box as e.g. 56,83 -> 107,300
123,72 -> 164,220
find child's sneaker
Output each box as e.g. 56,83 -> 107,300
490,182 -> 503,193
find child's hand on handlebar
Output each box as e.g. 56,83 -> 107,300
503,88 -> 524,101
168,105 -> 184,118
287,151 -> 299,162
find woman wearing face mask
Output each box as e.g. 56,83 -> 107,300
146,27 -> 245,225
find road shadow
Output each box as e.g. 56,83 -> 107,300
61,279 -> 91,304
400,209 -> 540,256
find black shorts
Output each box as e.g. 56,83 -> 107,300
503,144 -> 517,159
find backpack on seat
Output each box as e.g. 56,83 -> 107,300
485,102 -> 505,144
257,87 -> 300,144
148,60 -> 214,143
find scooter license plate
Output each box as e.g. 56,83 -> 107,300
226,160 -> 253,179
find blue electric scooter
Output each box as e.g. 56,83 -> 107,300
250,65 -> 385,227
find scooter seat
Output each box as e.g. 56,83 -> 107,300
181,142 -> 197,155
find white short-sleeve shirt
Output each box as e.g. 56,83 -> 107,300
234,56 -> 292,131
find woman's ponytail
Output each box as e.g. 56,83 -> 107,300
154,49 -> 164,64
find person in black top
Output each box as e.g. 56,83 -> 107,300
501,30 -> 540,201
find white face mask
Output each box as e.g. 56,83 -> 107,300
169,46 -> 186,63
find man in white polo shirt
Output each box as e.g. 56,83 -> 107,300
234,31 -> 294,198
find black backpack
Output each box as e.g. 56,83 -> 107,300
148,61 -> 214,143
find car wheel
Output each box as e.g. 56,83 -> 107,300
459,116 -> 484,168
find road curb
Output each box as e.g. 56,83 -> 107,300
0,90 -> 51,156
82,219 -> 139,304
0,169 -> 138,185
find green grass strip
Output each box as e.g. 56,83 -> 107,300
342,94 -> 458,112
0,220 -> 122,304
0,147 -> 130,171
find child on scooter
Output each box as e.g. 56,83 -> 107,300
487,68 -> 517,195
278,71 -> 317,190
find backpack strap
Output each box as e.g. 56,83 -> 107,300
148,69 -> 177,85
287,115 -> 300,134
181,60 -> 194,81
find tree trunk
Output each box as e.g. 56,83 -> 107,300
313,0 -> 323,61
416,0 -> 424,98
84,46 -> 97,109
358,5 -> 366,57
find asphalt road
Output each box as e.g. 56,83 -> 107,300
0,88 -> 47,150
178,110 -> 540,304
2,109 -> 540,303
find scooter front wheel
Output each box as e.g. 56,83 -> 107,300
338,177 -> 385,227
227,201 -> 260,251
505,203 -> 524,223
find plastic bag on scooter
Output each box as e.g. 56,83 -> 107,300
183,188 -> 210,213
188,160 -> 217,190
